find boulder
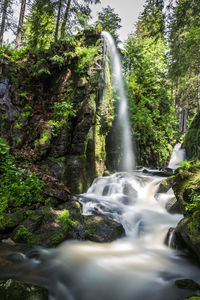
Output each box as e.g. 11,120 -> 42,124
84,215 -> 125,242
175,279 -> 200,291
165,196 -> 181,214
0,279 -> 48,300
175,217 -> 200,262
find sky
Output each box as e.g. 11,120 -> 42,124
91,0 -> 146,42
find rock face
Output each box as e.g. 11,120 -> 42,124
172,170 -> 200,262
0,33 -> 124,252
0,32 -> 115,194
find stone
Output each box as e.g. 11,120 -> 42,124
175,279 -> 200,291
165,196 -> 181,214
0,279 -> 48,300
84,215 -> 125,242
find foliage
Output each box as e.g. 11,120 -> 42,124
97,5 -> 122,43
22,0 -> 56,49
123,2 -> 176,166
177,159 -> 200,173
48,98 -> 76,136
168,0 -> 200,128
0,138 -> 44,218
58,209 -> 75,230
13,225 -> 33,243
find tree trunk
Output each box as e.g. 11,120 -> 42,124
15,0 -> 26,49
61,0 -> 71,39
15,0 -> 27,49
55,0 -> 62,42
198,72 -> 200,112
0,0 -> 9,46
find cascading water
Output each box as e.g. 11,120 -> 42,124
101,31 -> 135,171
168,143 -> 186,169
1,171 -> 200,300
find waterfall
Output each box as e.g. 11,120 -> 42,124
101,31 -> 135,172
168,143 -> 186,169
2,171 -> 200,300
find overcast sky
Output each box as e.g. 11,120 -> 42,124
91,0 -> 146,42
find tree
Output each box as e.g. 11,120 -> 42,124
97,5 -> 121,43
22,0 -> 56,49
55,0 -> 63,42
123,0 -> 176,166
168,0 -> 200,130
15,0 -> 27,48
0,0 -> 9,46
60,0 -> 100,38
60,0 -> 71,39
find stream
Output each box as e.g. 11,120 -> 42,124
0,170 -> 200,300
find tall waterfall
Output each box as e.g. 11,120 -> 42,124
101,31 -> 135,171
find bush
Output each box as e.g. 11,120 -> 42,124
0,138 -> 44,218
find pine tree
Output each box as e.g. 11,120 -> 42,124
97,5 -> 121,43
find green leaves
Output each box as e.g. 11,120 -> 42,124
97,5 -> 122,43
0,138 -> 44,217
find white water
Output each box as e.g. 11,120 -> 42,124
102,31 -> 135,171
4,172 -> 199,300
168,143 -> 186,169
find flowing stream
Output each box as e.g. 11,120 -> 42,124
1,171 -> 200,300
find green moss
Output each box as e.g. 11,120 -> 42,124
0,279 -> 48,300
48,156 -> 66,163
183,113 -> 200,159
50,231 -> 65,245
13,225 -> 34,243
58,209 -> 74,230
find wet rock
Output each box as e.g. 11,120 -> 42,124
84,215 -> 125,242
157,176 -> 175,194
165,196 -> 181,214
0,210 -> 24,232
175,217 -> 200,262
0,279 -> 48,300
175,279 -> 200,290
11,201 -> 85,247
123,183 -> 138,199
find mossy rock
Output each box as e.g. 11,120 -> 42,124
0,279 -> 48,300
157,176 -> 175,194
175,279 -> 200,291
11,201 -> 85,247
175,217 -> 200,262
0,210 -> 24,232
84,215 -> 125,242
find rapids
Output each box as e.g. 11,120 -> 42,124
1,171 -> 200,300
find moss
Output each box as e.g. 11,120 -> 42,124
48,156 -> 66,163
183,113 -> 200,159
13,225 -> 34,244
50,231 -> 65,245
0,279 -> 48,300
58,209 -> 80,230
